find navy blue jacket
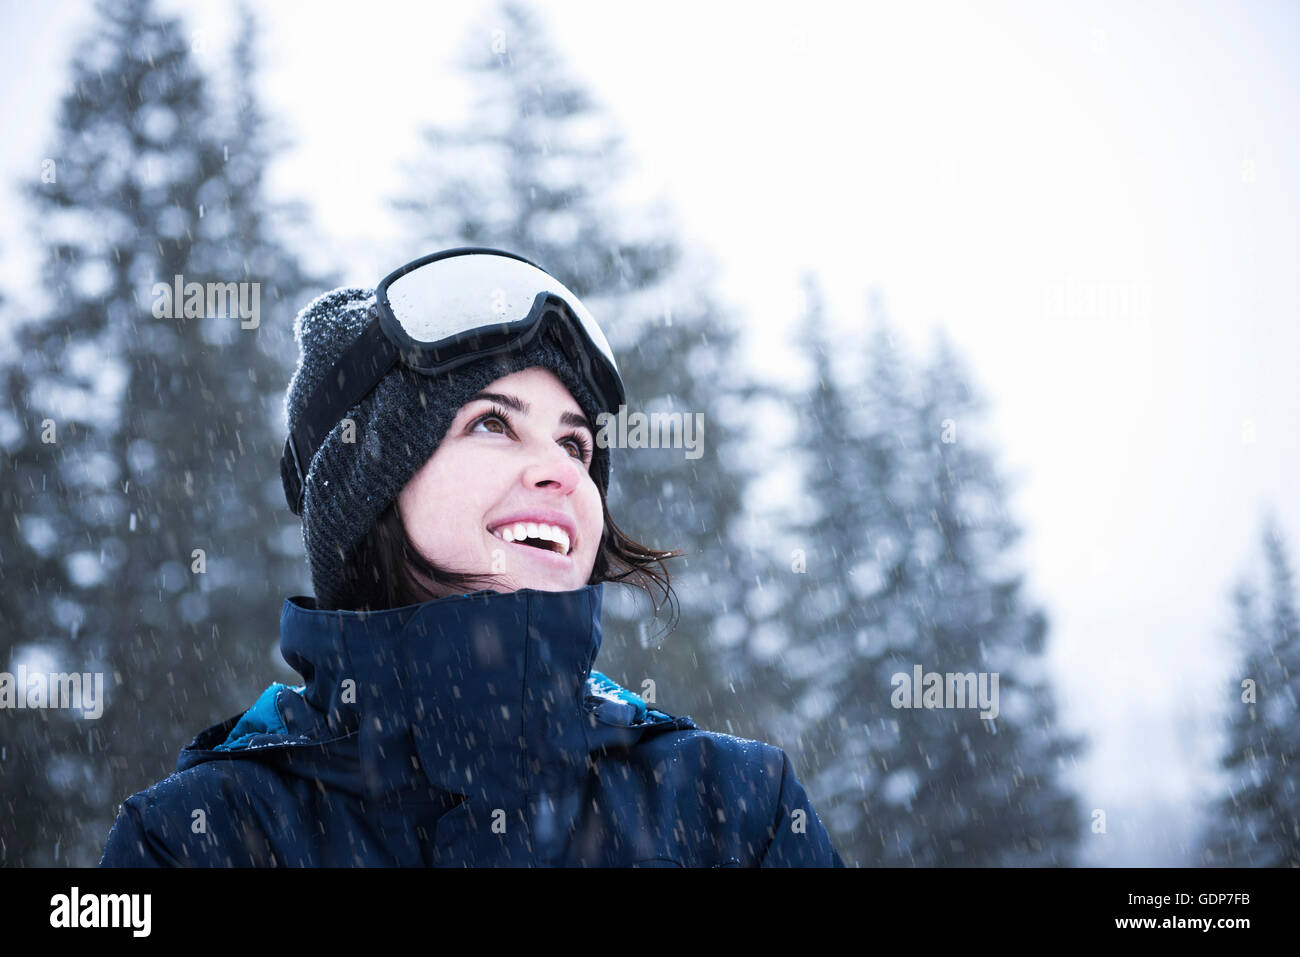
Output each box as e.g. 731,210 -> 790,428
99,584 -> 844,867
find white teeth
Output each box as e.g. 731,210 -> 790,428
540,524 -> 571,555
489,521 -> 572,556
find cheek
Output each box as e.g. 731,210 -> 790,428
580,490 -> 604,553
398,470 -> 453,546
414,461 -> 498,536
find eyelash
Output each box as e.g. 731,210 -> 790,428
470,404 -> 593,464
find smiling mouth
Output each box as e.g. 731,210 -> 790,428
485,524 -> 572,557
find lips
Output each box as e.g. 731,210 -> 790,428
484,526 -> 574,568
486,511 -> 578,552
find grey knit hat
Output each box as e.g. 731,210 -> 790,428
282,285 -> 611,610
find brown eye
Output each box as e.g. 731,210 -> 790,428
469,406 -> 515,436
562,433 -> 593,463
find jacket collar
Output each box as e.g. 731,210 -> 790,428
278,584 -> 605,802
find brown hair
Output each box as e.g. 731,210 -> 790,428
332,487 -> 687,641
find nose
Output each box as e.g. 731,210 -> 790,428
520,438 -> 587,492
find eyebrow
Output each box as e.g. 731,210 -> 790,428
467,391 -> 594,434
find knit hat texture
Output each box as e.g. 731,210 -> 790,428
282,285 -> 611,609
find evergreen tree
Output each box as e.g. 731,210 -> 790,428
389,0 -> 766,735
891,328 -> 1084,865
738,276 -> 896,753
1201,517 -> 1300,866
768,289 -> 1084,865
754,280 -> 932,864
0,0 -> 323,865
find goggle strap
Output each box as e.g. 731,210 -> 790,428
282,314 -> 399,514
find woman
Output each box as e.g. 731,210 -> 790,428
99,248 -> 844,867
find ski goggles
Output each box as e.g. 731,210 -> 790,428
281,247 -> 625,516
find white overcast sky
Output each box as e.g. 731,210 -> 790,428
3,0 -> 1297,865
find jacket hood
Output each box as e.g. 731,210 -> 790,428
177,583 -> 693,803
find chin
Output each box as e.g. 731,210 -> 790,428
508,567 -> 590,591
514,578 -> 579,593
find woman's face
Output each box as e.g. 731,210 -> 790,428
397,366 -> 603,597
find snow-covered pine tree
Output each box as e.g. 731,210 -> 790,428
885,329 -> 1084,865
0,0 -> 322,865
753,279 -> 933,865
1201,518 -> 1300,866
769,291 -> 1084,865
